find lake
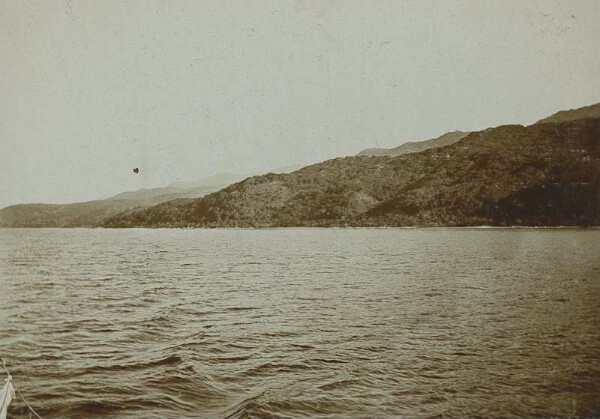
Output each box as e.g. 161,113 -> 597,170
1,228 -> 599,417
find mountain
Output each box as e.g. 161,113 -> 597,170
269,164 -> 307,174
356,131 -> 470,157
536,102 -> 600,124
0,173 -> 239,227
168,172 -> 243,189
0,200 -> 143,228
106,186 -> 218,205
103,114 -> 600,228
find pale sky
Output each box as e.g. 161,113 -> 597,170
1,0 -> 599,207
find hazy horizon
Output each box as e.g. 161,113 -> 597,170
2,1 -> 600,207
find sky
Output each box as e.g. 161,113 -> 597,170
1,0 -> 600,207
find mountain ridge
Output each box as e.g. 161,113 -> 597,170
103,114 -> 600,228
3,102 -> 599,228
535,102 -> 600,125
356,130 -> 470,157
0,173 -> 239,227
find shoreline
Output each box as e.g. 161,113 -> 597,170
1,226 -> 599,230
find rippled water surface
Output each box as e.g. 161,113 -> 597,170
1,228 -> 599,418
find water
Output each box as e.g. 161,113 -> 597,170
1,228 -> 599,418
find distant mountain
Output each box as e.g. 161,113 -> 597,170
536,103 -> 600,124
168,172 -> 243,189
356,131 -> 470,157
269,164 -> 307,174
106,186 -> 218,205
0,200 -> 143,228
103,114 -> 600,228
0,173 -> 239,227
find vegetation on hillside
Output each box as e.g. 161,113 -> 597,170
104,117 -> 600,228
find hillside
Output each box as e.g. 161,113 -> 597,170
356,131 -> 469,157
103,117 -> 600,228
536,102 -> 600,124
0,174 -> 236,227
0,200 -> 142,228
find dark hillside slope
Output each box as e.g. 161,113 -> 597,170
104,117 -> 600,227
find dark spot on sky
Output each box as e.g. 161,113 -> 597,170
133,168 -> 139,174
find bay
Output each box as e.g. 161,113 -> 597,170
1,228 -> 599,417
